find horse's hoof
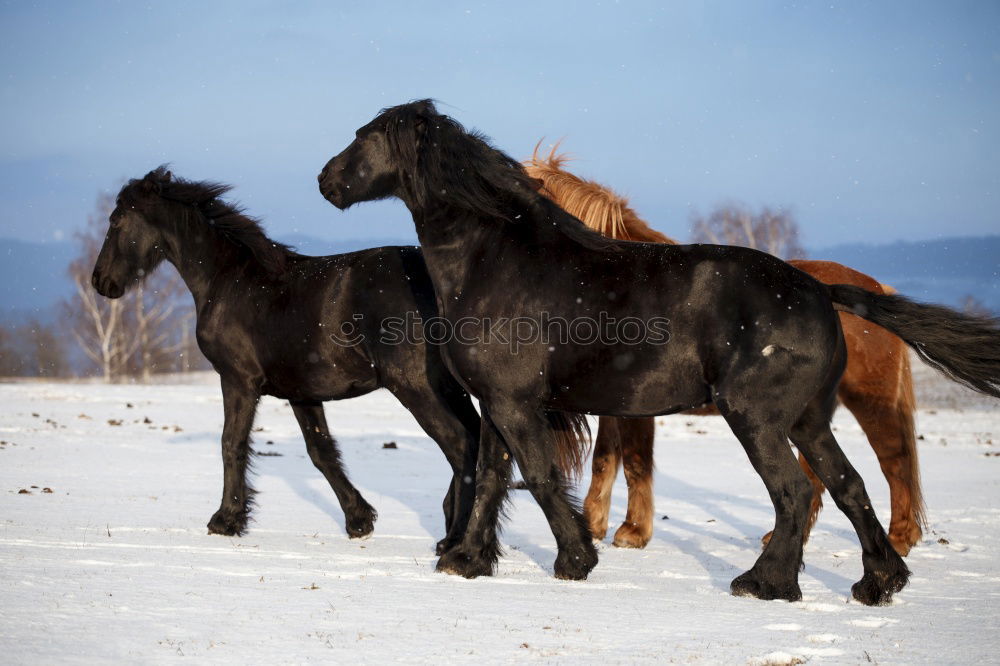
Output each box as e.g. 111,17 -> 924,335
554,542 -> 599,580
851,570 -> 908,606
435,548 -> 496,579
612,522 -> 651,549
888,537 -> 912,558
730,570 -> 802,602
888,524 -> 920,557
207,509 -> 247,536
345,508 -> 377,539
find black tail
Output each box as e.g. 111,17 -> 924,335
546,411 -> 593,481
828,284 -> 1000,398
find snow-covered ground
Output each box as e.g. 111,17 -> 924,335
2,363 -> 999,663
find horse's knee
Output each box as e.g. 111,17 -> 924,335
442,484 -> 456,521
304,434 -> 344,469
521,470 -> 557,493
591,450 -> 617,476
780,475 -> 814,522
305,443 -> 327,469
622,456 -> 651,486
221,439 -> 250,463
832,475 -> 870,514
874,450 -> 909,482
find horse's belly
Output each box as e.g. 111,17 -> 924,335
262,360 -> 379,403
546,353 -> 710,417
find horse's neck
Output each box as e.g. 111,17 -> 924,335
410,201 -> 546,301
410,208 -> 477,300
160,223 -> 243,311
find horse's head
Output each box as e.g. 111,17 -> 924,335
318,99 -> 438,210
320,100 -> 546,227
91,168 -> 171,298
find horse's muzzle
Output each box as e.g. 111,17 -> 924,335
318,179 -> 346,210
91,272 -> 124,299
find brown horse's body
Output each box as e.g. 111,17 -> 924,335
525,147 -> 924,556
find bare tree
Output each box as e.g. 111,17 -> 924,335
128,280 -> 195,381
69,273 -> 133,380
0,319 -> 69,378
690,203 -> 806,260
25,318 -> 68,377
961,295 -> 992,318
0,324 -> 23,376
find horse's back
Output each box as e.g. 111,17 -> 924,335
788,259 -> 884,293
591,242 -> 830,318
248,246 -> 437,401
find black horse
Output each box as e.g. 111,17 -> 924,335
91,167 -> 481,550
318,100 -> 1000,606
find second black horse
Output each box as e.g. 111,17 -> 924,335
91,167 -> 481,551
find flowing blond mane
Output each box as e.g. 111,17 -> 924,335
524,142 -> 676,244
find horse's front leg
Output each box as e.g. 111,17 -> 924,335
207,381 -> 260,536
436,408 -> 511,578
443,400 -> 597,581
582,416 -> 622,541
613,416 -> 656,548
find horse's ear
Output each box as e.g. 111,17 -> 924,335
412,99 -> 437,118
140,170 -> 163,195
411,99 -> 437,136
162,170 -> 172,182
413,114 -> 429,137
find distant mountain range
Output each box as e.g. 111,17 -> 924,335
2,233 -> 997,324
1,239 -> 77,321
815,235 -> 1000,312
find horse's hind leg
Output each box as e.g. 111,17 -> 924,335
436,408 -> 512,578
789,397 -> 910,605
717,403 -> 813,602
389,383 -> 480,555
290,401 -> 377,539
613,417 -> 656,549
840,391 -> 923,556
208,380 -> 260,536
583,416 -> 622,541
760,453 -> 826,549
479,400 -> 597,580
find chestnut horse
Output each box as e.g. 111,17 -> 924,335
525,145 -> 923,556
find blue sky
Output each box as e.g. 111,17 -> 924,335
1,1 -> 998,249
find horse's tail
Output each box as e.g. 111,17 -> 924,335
895,350 -> 926,530
828,284 -> 1000,398
546,411 -> 593,481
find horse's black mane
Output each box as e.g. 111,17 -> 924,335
121,166 -> 297,274
379,100 -> 623,252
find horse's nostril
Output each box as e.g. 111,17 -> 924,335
91,273 -> 100,289
318,168 -> 328,183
